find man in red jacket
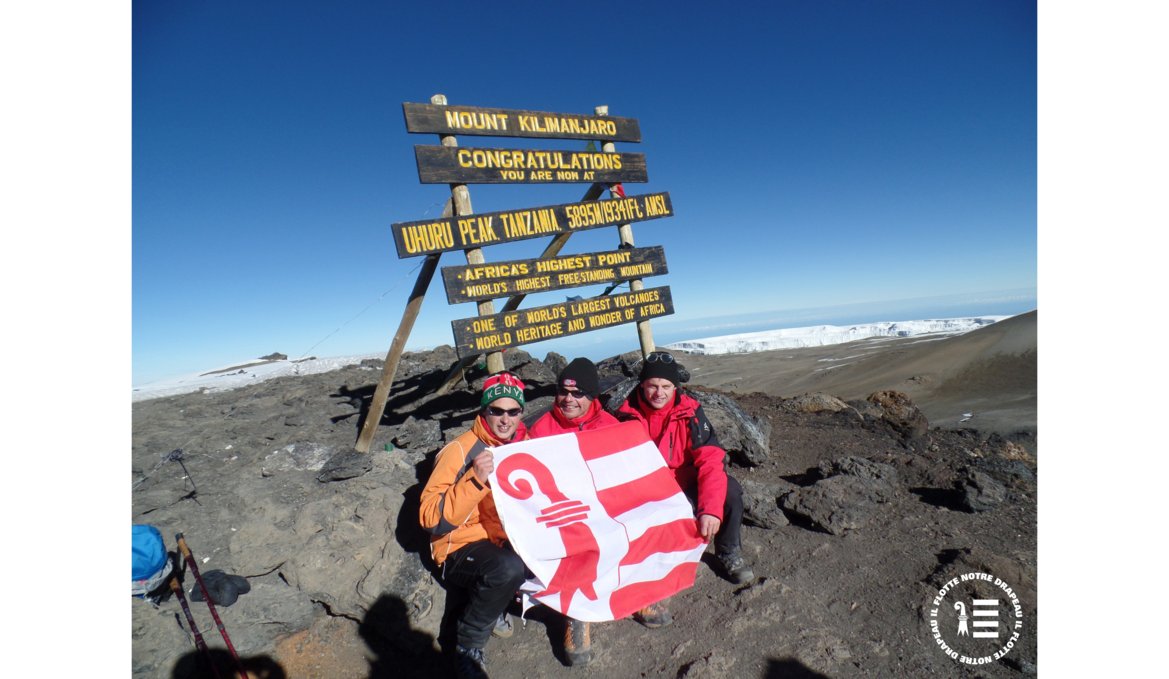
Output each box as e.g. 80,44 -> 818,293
527,356 -> 618,667
529,357 -> 619,437
616,351 -> 754,626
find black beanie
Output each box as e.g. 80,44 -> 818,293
558,357 -> 601,399
639,353 -> 681,387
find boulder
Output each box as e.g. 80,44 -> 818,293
958,468 -> 1007,512
739,479 -> 791,529
866,390 -> 929,440
263,441 -> 335,477
543,351 -> 568,378
845,399 -> 885,419
596,350 -> 643,379
687,390 -> 771,467
316,448 -> 374,482
392,416 -> 443,455
602,378 -> 637,414
779,392 -> 851,414
260,352 -> 288,361
816,456 -> 899,502
780,456 -> 899,534
781,476 -> 880,535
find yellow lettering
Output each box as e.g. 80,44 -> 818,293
458,150 -> 472,167
445,111 -> 459,128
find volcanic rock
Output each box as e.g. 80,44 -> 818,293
866,390 -> 930,440
958,468 -> 1007,512
739,479 -> 791,529
687,389 -> 771,466
779,392 -> 851,414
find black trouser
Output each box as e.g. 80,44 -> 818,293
442,540 -> 527,650
684,474 -> 744,555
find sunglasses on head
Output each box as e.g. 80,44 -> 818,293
645,352 -> 674,364
486,405 -> 522,417
556,386 -> 588,398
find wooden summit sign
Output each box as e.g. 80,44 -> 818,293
403,103 -> 642,142
415,145 -> 648,184
451,286 -> 674,357
392,192 -> 673,258
442,246 -> 668,304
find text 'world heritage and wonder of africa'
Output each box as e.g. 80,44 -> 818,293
452,287 -> 674,357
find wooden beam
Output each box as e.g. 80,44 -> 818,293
352,203 -> 448,453
432,94 -> 506,376
598,105 -> 657,357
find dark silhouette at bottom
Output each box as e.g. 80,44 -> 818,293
171,649 -> 285,679
761,658 -> 834,678
361,594 -> 452,678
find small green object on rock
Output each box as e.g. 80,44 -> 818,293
384,443 -> 393,452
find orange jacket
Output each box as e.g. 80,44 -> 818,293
418,416 -> 528,565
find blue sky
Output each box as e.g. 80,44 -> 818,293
132,1 -> 1037,384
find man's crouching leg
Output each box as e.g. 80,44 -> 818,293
443,540 -> 527,677
714,475 -> 755,584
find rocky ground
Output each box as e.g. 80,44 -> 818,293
132,347 -> 1037,678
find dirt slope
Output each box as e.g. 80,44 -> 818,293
680,311 -> 1036,436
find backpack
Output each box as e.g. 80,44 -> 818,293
132,525 -> 173,596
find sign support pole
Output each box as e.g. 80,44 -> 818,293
352,200 -> 451,453
433,94 -> 507,376
597,106 -> 656,357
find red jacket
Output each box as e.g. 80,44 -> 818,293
616,390 -> 728,520
528,398 -> 620,438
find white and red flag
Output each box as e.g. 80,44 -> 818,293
488,421 -> 707,622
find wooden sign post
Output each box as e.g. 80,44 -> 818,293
355,97 -> 677,452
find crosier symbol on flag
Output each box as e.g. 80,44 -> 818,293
496,454 -> 599,613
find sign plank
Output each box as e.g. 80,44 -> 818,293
415,145 -> 647,184
451,286 -> 674,357
442,246 -> 668,304
392,192 -> 673,258
403,103 -> 641,142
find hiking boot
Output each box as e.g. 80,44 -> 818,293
454,645 -> 489,679
492,613 -> 515,639
717,551 -> 755,584
564,618 -> 592,667
633,600 -> 673,629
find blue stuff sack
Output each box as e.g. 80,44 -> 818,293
132,525 -> 173,596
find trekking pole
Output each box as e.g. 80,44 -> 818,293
176,534 -> 250,679
170,575 -> 223,679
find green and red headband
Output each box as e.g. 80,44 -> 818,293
480,371 -> 526,409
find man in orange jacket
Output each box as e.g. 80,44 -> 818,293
419,371 -> 529,679
526,356 -> 618,667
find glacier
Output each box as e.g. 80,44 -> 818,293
663,316 -> 1008,355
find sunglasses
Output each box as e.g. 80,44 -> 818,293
486,405 -> 523,417
645,352 -> 675,364
556,387 -> 588,399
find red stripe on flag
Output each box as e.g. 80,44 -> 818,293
620,519 -> 704,567
608,561 -> 698,620
595,467 -> 682,518
536,504 -> 591,523
576,421 -> 652,461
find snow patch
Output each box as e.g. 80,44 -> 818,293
132,354 -> 385,402
665,317 -> 1007,356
